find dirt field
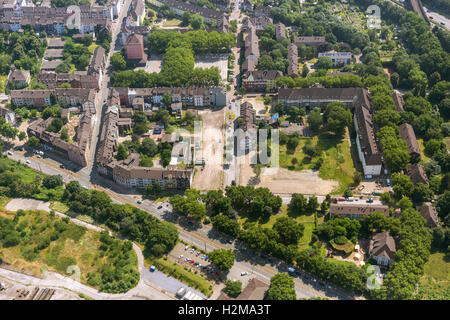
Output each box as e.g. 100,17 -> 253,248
191,109 -> 225,190
240,165 -> 338,195
194,54 -> 229,81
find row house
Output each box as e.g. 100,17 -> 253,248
329,203 -> 390,220
11,90 -> 51,107
242,70 -> 282,92
27,113 -> 92,167
294,36 -> 327,47
115,86 -> 226,107
399,123 -> 421,163
287,43 -> 298,76
37,73 -> 100,90
249,16 -> 272,35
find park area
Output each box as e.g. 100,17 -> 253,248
238,205 -> 325,252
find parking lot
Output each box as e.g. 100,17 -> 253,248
168,243 -> 219,280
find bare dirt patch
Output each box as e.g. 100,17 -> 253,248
191,109 -> 225,190
240,166 -> 338,195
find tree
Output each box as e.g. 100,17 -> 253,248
145,182 -> 162,197
289,194 -> 307,215
162,93 -> 172,107
209,249 -> 235,272
412,183 -> 433,203
273,216 -> 304,245
116,143 -> 128,160
18,131 -> 26,141
60,127 -> 69,142
316,56 -> 334,70
267,273 -> 296,300
307,108 -> 322,133
111,52 -> 126,71
324,102 -> 352,136
28,136 -> 40,148
302,64 -> 309,77
190,14 -> 205,30
396,197 -> 413,211
392,173 -> 414,199
224,280 -> 242,297
42,175 -> 63,189
139,137 -> 158,157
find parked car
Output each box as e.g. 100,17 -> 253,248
185,245 -> 189,251
7,151 -> 13,155
241,271 -> 248,276
137,200 -> 142,204
26,160 -> 31,164
178,255 -> 184,259
158,205 -> 163,209
189,260 -> 195,264
196,251 -> 201,256
150,265 -> 156,272
190,249 -> 195,254
201,255 -> 206,260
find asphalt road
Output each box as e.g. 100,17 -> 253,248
424,6 -> 450,30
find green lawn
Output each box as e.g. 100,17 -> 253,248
279,131 -> 357,194
0,75 -> 7,93
50,201 -> 69,214
417,251 -> 450,300
162,19 -> 182,27
418,138 -> 431,162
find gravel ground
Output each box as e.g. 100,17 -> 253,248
5,198 -> 51,212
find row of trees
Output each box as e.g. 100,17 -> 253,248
147,30 -> 235,54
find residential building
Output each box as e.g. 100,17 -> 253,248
27,113 -> 92,167
8,69 -> 30,89
294,36 -> 327,47
238,101 -> 256,131
318,51 -> 352,66
37,72 -> 100,90
275,22 -> 286,41
40,60 -> 63,72
11,90 -> 51,108
249,16 -> 272,35
125,33 -> 147,65
47,38 -> 65,49
399,123 -> 421,163
392,91 -> 405,112
114,86 -> 226,107
130,0 -> 145,25
369,232 -> 397,266
407,163 -> 429,185
329,202 -> 390,219
416,203 -> 440,228
287,43 -> 298,76
242,70 -> 282,92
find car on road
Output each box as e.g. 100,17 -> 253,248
241,272 -> 248,276
26,160 -> 31,164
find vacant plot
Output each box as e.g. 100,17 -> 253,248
418,252 -> 450,300
0,75 -> 7,92
255,168 -> 338,195
5,198 -> 50,212
162,19 -> 182,27
194,54 -> 229,81
191,109 -> 224,191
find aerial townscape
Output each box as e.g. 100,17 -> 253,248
0,0 -> 448,304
